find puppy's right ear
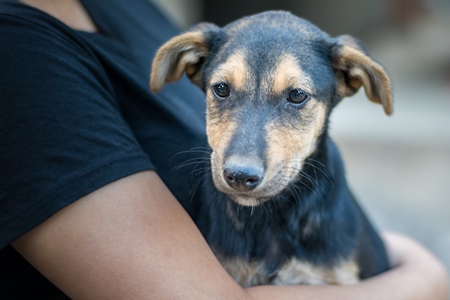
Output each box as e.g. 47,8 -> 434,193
150,23 -> 221,93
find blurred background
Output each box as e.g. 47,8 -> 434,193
152,0 -> 450,279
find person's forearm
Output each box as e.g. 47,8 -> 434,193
247,233 -> 448,300
355,232 -> 449,300
247,255 -> 448,300
13,171 -> 448,300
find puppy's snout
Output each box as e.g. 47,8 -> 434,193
223,157 -> 264,192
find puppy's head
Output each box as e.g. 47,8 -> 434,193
151,11 -> 393,207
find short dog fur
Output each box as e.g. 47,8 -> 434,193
150,11 -> 391,286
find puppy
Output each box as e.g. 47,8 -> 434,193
150,11 -> 391,287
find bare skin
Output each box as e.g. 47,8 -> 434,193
12,1 -> 449,299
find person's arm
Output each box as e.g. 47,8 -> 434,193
12,171 -> 449,299
247,232 -> 449,300
358,232 -> 449,300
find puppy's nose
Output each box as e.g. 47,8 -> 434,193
223,158 -> 264,192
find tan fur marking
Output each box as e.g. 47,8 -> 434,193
271,54 -> 313,95
232,196 -> 259,207
209,99 -> 327,204
333,45 -> 393,115
262,101 -> 327,198
312,102 -> 327,142
219,258 -> 268,287
205,92 -> 236,152
328,260 -> 360,285
206,100 -> 238,192
218,257 -> 359,287
150,31 -> 208,92
210,50 -> 248,91
273,259 -> 359,285
226,200 -> 244,230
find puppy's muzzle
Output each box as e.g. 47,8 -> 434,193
222,156 -> 264,192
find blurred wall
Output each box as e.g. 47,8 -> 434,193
152,0 -> 202,28
203,0 -> 386,38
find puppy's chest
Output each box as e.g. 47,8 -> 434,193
213,207 -> 360,287
218,255 -> 359,287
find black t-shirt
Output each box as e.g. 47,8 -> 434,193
0,0 -> 209,297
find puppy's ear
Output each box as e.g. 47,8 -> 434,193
150,23 -> 221,93
331,35 -> 393,115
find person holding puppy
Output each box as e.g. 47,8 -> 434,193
0,0 -> 448,299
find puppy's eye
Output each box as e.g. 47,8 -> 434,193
212,83 -> 230,98
287,89 -> 309,105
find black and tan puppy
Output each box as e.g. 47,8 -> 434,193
150,11 -> 392,286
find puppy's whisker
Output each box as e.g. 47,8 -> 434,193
191,167 -> 213,177
288,183 -> 303,206
304,161 -> 334,187
170,146 -> 211,159
173,158 -> 209,170
306,158 -> 326,168
188,171 -> 212,202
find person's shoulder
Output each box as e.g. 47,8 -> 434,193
0,1 -> 91,55
0,2 -> 110,113
2,1 -> 59,32
0,2 -> 101,83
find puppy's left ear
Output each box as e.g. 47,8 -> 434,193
331,35 -> 393,115
150,23 -> 221,93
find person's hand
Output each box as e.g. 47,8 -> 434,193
369,231 -> 449,299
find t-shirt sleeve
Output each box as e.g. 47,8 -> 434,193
0,13 -> 154,248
